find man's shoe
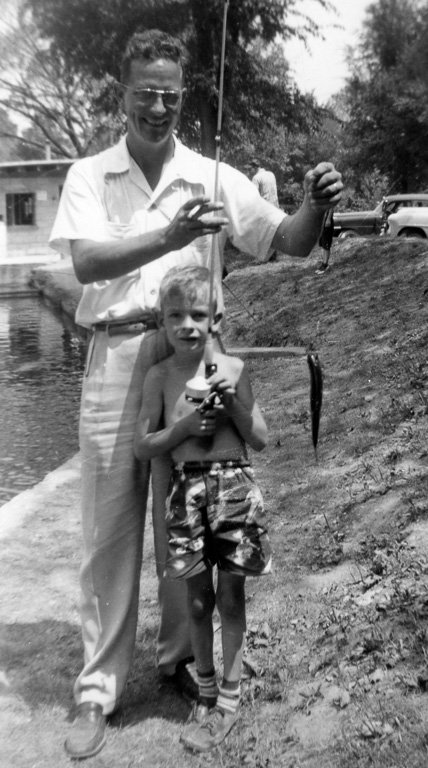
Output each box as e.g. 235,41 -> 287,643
64,702 -> 107,759
180,705 -> 238,752
173,658 -> 199,705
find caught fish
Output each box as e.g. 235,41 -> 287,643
307,353 -> 323,456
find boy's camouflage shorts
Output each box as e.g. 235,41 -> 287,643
164,460 -> 272,579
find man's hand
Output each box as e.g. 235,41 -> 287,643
304,163 -> 343,212
165,196 -> 229,251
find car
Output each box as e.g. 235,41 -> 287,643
386,207 -> 428,238
333,194 -> 428,239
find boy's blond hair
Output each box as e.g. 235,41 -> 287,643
159,266 -> 217,311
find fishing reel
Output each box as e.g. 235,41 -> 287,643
185,374 -> 223,413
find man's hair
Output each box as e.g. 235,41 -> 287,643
120,29 -> 188,84
159,266 -> 214,309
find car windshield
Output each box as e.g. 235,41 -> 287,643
380,197 -> 428,215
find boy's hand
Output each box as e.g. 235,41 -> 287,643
183,408 -> 217,437
207,373 -> 236,410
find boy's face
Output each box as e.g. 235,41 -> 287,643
162,287 -> 211,356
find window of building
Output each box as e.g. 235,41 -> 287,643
6,193 -> 35,226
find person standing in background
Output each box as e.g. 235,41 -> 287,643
249,159 -> 279,260
315,207 -> 334,275
250,159 -> 279,208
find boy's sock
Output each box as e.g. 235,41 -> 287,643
216,679 -> 240,717
197,669 -> 218,707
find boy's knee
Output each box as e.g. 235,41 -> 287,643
188,588 -> 215,621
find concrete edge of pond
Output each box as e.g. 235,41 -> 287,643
29,257 -> 84,327
0,453 -> 81,540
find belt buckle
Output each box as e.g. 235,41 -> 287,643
107,321 -> 146,336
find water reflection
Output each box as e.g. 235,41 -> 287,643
0,296 -> 86,506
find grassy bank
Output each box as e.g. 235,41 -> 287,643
1,237 -> 428,767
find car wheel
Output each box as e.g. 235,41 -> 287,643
338,230 -> 358,239
398,228 -> 426,239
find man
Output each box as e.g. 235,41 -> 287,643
49,29 -> 342,759
249,159 -> 279,260
250,159 -> 279,208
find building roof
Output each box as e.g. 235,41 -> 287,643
0,159 -> 75,178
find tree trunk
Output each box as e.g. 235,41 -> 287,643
190,0 -> 218,158
198,95 -> 217,158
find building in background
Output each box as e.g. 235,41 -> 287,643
0,154 -> 74,259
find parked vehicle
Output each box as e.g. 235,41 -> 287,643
386,207 -> 428,238
333,194 -> 428,239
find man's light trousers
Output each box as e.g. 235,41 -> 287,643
76,328 -> 192,714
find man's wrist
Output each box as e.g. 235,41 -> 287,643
154,226 -> 170,258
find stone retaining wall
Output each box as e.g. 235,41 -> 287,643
30,258 -> 86,334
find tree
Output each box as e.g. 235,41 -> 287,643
26,0 -> 333,158
0,107 -> 32,161
338,0 -> 428,192
0,7 -> 124,158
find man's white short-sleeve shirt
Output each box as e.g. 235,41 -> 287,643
49,135 -> 285,328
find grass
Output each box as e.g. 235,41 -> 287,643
2,236 -> 428,766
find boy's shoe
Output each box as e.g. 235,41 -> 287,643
180,701 -> 211,745
180,705 -> 238,752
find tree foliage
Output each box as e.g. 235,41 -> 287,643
25,0 -> 333,158
0,9 -> 123,158
339,0 -> 428,193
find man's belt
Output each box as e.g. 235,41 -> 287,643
93,317 -> 158,336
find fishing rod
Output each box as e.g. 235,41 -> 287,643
205,0 -> 230,378
185,0 -> 230,409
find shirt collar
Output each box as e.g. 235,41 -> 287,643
99,135 -> 130,175
99,134 -> 206,186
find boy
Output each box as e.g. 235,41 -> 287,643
134,265 -> 271,751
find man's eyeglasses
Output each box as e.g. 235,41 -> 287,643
121,85 -> 186,109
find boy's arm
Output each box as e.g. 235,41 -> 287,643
134,367 -> 164,460
209,362 -> 268,452
134,367 -> 212,461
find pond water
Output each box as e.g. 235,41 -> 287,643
0,293 -> 87,506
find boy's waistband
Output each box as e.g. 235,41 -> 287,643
173,459 -> 251,474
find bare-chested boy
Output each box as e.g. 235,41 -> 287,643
134,265 -> 271,752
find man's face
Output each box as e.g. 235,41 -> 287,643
162,288 -> 210,357
123,58 -> 184,149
